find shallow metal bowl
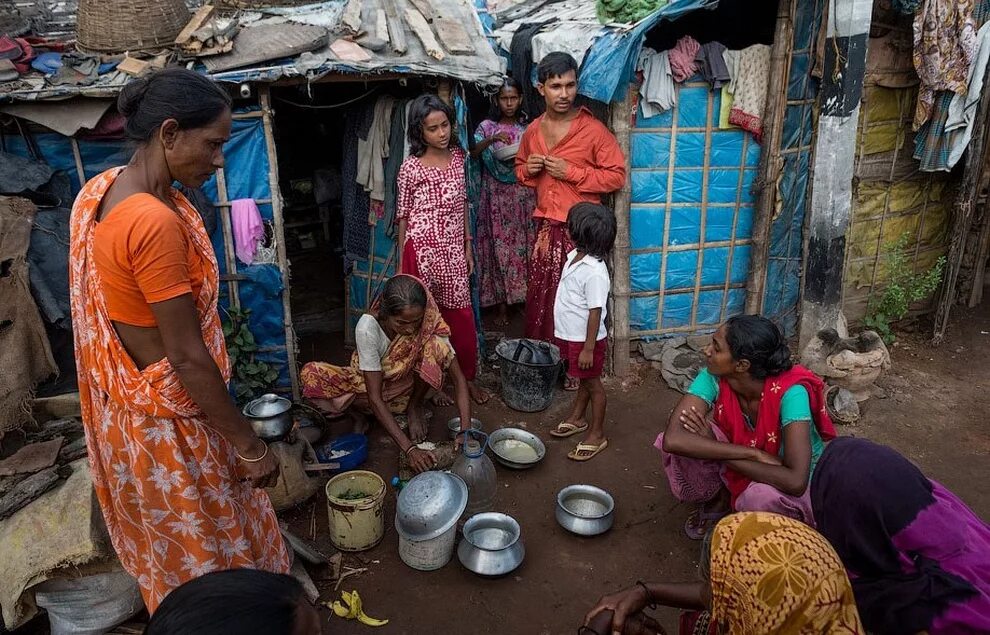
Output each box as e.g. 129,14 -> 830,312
457,512 -> 525,576
488,428 -> 546,469
394,472 -> 467,541
555,484 -> 615,536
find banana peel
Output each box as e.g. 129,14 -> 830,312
326,590 -> 389,627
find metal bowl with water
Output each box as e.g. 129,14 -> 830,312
488,428 -> 546,469
446,417 -> 483,440
457,512 -> 525,576
555,484 -> 615,536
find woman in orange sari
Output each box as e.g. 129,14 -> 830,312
69,68 -> 289,612
300,274 -> 473,474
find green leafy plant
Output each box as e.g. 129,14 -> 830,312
863,234 -> 946,344
222,307 -> 279,404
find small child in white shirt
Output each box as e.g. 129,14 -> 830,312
550,203 -> 617,462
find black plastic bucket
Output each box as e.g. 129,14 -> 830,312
495,338 -> 561,412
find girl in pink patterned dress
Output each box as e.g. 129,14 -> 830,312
397,94 -> 489,405
471,78 -> 536,326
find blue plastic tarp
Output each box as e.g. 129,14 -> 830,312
579,0 -> 719,103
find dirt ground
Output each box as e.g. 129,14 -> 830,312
281,303 -> 990,635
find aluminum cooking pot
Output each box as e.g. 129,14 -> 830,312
242,393 -> 293,441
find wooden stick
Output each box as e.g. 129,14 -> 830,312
175,5 -> 215,46
967,202 -> 990,307
259,87 -> 301,400
609,86 -> 634,376
407,0 -> 435,22
688,89 -> 716,328
215,167 -> 240,310
744,0 -> 794,314
341,0 -> 363,35
70,138 -> 86,189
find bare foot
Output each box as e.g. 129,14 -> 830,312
469,382 -> 491,405
431,390 -> 454,407
407,404 -> 428,442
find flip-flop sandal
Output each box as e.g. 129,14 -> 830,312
550,421 -> 589,438
684,507 -> 728,541
567,439 -> 608,461
563,376 -> 580,391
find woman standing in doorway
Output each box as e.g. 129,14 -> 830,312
397,93 -> 489,404
69,68 -> 289,612
471,78 -> 536,327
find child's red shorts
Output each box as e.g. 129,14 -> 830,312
557,338 -> 607,379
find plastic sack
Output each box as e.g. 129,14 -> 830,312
32,571 -> 144,635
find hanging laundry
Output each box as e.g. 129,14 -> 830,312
912,0 -> 978,130
945,20 -> 990,167
719,48 -> 740,129
384,98 -> 408,237
342,105 -> 374,265
668,35 -> 700,83
637,47 -> 675,116
356,95 -> 395,202
696,41 -> 731,89
531,24 -> 602,69
231,198 -> 264,266
510,21 -> 553,119
728,44 -> 771,142
894,0 -> 924,12
596,0 -> 667,24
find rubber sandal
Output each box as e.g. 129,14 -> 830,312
684,507 -> 728,541
550,421 -> 589,438
563,375 -> 580,391
567,439 -> 608,461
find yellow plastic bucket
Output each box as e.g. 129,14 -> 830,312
325,470 -> 386,552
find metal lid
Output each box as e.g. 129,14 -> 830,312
243,393 -> 292,417
394,472 -> 467,541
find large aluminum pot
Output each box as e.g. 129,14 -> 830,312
457,512 -> 525,577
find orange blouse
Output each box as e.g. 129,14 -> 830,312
93,193 -> 205,327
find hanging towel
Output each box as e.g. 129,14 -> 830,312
719,85 -> 735,128
668,35 -> 700,82
728,44 -> 771,142
384,98 -> 408,238
912,0 -> 978,129
638,47 -> 676,116
945,20 -> 990,167
231,198 -> 264,266
356,96 -> 395,202
696,41 -> 731,89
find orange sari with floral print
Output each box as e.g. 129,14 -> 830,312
69,168 -> 289,612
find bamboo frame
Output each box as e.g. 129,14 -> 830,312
259,86 -> 301,400
745,0 -> 795,314
609,86 -> 634,376
70,138 -> 86,188
688,89 -> 716,327
722,132 -> 750,321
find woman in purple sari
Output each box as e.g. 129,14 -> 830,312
811,436 -> 990,634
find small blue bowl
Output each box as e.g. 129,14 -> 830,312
315,433 -> 368,472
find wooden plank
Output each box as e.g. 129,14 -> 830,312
0,438 -> 63,476
405,7 -> 444,61
175,4 -> 215,46
407,0 -> 435,22
435,17 -> 473,54
341,0 -> 363,35
382,0 -> 408,54
375,1 -> 390,47
0,466 -> 61,520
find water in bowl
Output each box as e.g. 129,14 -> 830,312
563,494 -> 608,517
467,526 -> 514,550
494,438 -> 539,463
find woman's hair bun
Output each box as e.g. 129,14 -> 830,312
724,315 -> 793,379
117,77 -> 151,119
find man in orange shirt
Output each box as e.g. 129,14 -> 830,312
515,52 -> 626,386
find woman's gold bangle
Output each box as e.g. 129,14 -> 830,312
236,442 -> 269,463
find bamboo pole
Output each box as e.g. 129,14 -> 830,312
215,167 -> 240,310
259,86 -> 301,400
610,86 -> 634,377
744,0 -> 795,314
69,138 -> 86,189
933,60 -> 990,343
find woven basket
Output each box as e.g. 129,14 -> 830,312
0,0 -> 30,37
77,0 -> 190,53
